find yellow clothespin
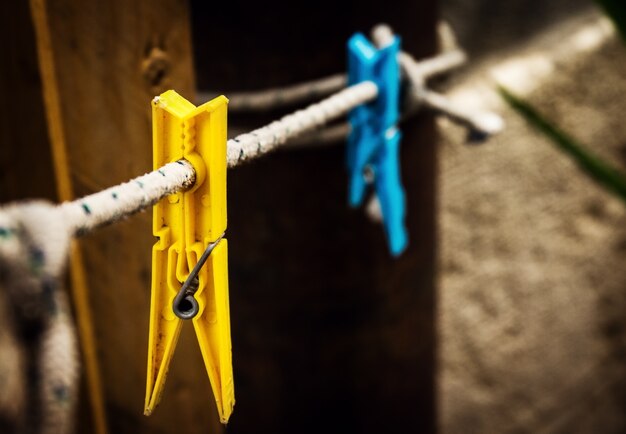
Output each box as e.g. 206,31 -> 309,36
145,90 -> 234,423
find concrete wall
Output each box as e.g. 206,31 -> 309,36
438,3 -> 626,433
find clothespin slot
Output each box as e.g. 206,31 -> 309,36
347,32 -> 408,257
146,90 -> 234,423
172,233 -> 224,320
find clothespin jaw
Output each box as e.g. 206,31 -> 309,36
347,32 -> 408,256
146,90 -> 234,423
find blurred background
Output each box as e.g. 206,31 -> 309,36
0,0 -> 624,433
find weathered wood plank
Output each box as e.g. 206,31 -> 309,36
192,1 -> 437,432
29,1 -> 217,433
0,0 -> 56,203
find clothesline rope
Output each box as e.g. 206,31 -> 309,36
226,81 -> 378,166
59,160 -> 196,236
198,21 -> 466,112
49,24 -> 503,236
199,74 -> 347,112
215,31 -> 499,149
56,78 -> 379,234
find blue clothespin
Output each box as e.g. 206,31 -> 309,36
347,32 -> 408,256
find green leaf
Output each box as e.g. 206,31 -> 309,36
597,0 -> 626,42
499,86 -> 626,205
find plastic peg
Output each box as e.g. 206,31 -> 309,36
347,32 -> 408,256
145,90 -> 234,423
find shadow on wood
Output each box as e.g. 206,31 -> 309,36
192,1 -> 438,432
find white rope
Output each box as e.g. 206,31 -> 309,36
202,21 -> 466,114
409,49 -> 467,79
0,23 -> 505,239
226,81 -> 378,166
51,80 -> 378,234
0,202 -> 77,433
283,50 -> 498,148
202,49 -> 466,114
58,160 -> 195,236
48,25 -> 502,232
421,90 -> 504,135
198,74 -> 347,112
220,25 -> 499,150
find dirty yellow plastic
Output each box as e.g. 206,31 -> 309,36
145,90 -> 234,424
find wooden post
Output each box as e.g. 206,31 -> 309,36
0,1 -> 56,203
28,1 -> 218,433
22,0 -> 437,432
192,1 -> 437,432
